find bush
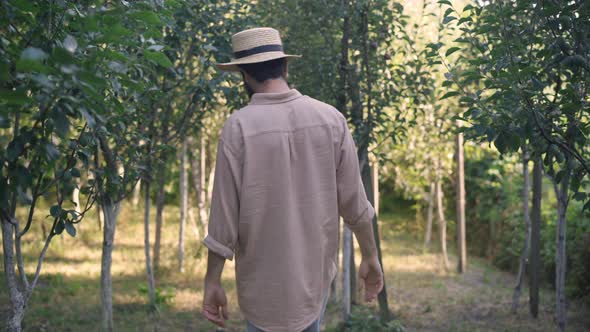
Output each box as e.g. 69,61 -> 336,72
541,199 -> 590,301
463,147 -> 590,303
325,306 -> 405,332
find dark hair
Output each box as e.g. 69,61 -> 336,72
237,57 -> 287,83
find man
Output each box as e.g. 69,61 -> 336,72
201,27 -> 384,332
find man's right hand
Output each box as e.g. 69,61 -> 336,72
358,255 -> 384,302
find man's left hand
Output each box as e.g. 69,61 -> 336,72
202,281 -> 228,327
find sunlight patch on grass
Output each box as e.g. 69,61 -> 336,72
3,202 -> 590,331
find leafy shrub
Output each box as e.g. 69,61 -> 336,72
541,199 -> 590,302
325,306 -> 405,332
464,147 -> 590,303
137,285 -> 176,308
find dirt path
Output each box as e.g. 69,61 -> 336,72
2,204 -> 589,331
321,229 -> 590,331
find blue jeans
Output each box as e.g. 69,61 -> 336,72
246,290 -> 330,332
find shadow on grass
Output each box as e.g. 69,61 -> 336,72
0,264 -> 241,332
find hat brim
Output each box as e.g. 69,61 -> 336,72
216,52 -> 301,72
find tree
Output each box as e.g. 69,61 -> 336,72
455,125 -> 467,273
342,225 -> 353,320
178,137 -> 188,272
529,158 -> 543,318
435,163 -> 451,270
0,1 -> 166,330
256,0 -> 430,321
439,0 -> 590,328
511,147 -> 531,312
424,182 -> 435,249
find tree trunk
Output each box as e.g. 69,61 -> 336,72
206,155 -> 215,206
100,200 -> 121,332
361,154 -> 391,320
372,161 -> 379,216
330,221 -> 340,304
178,138 -> 188,273
436,178 -> 450,270
341,226 -> 352,321
2,218 -> 25,332
153,163 -> 167,272
455,131 -> 467,273
414,203 -> 422,236
350,238 -> 357,305
512,148 -> 531,313
188,194 -> 200,240
191,135 -> 208,230
338,1 -> 351,317
553,167 -> 570,332
132,179 -> 141,208
143,182 -> 156,308
424,182 -> 435,249
529,158 -> 542,318
96,203 -> 103,231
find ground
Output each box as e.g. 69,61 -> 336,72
1,201 -> 589,331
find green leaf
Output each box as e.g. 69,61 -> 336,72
12,0 -> 37,12
101,24 -> 132,43
6,138 -> 24,162
445,47 -> 461,57
438,0 -> 452,6
0,89 -> 32,105
50,205 -> 61,217
443,16 -> 457,24
458,17 -> 472,25
54,219 -> 65,235
71,168 -> 81,178
442,80 -> 454,88
65,222 -> 76,237
144,51 -> 173,68
45,143 -> 60,161
50,46 -> 76,65
16,59 -> 51,73
0,62 -> 9,83
99,49 -> 128,62
573,192 -> 587,201
21,47 -> 48,61
14,165 -> 32,188
79,71 -> 107,90
129,10 -> 161,25
463,4 -> 476,11
494,135 -> 507,154
506,132 -> 521,153
52,110 -> 70,137
440,91 -> 460,100
571,175 -> 581,193
0,115 -> 9,128
555,170 -> 565,184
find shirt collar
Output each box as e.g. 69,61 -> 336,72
249,89 -> 303,105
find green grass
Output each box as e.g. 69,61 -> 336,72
1,202 -> 589,331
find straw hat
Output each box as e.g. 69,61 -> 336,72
216,27 -> 301,72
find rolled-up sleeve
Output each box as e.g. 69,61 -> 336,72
203,138 -> 241,260
336,117 -> 375,232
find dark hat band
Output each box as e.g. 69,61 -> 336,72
234,44 -> 283,59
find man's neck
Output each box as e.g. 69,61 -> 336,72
253,78 -> 290,94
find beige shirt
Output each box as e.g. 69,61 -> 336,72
203,89 -> 375,332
